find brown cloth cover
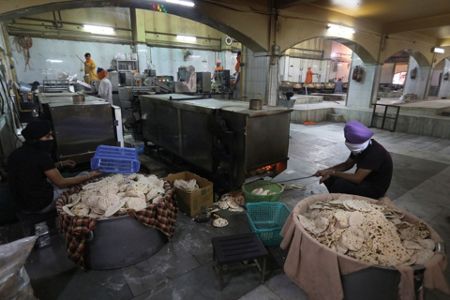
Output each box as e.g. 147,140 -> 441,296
56,181 -> 177,268
280,193 -> 449,300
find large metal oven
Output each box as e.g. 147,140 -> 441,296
38,94 -> 120,163
140,94 -> 291,187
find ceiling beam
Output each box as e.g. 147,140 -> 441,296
275,0 -> 319,9
383,13 -> 450,34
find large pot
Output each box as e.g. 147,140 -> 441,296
281,193 -> 447,300
86,214 -> 167,270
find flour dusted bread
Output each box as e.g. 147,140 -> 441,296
297,197 -> 436,267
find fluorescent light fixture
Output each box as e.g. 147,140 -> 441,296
327,23 -> 355,36
165,0 -> 195,7
83,24 -> 115,35
331,0 -> 360,9
176,35 -> 197,43
432,47 -> 445,54
46,59 -> 63,63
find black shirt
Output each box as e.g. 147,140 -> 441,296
7,143 -> 55,212
350,139 -> 393,195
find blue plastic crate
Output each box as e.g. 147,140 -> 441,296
246,202 -> 291,246
91,145 -> 140,174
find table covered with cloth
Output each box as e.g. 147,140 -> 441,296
56,181 -> 177,268
280,193 -> 449,300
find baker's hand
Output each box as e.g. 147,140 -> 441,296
315,169 -> 335,183
314,169 -> 333,177
88,170 -> 102,179
61,160 -> 76,168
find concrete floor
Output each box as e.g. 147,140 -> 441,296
13,122 -> 450,299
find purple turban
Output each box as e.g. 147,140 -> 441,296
344,120 -> 373,144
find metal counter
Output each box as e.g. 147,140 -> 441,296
38,94 -> 118,162
140,94 -> 291,187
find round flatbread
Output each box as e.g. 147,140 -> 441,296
340,228 -> 365,251
229,206 -> 245,213
104,198 -> 126,217
226,199 -> 239,209
217,201 -> 229,210
417,239 -> 435,251
298,215 -> 329,235
125,197 -> 147,211
344,199 -> 374,212
403,240 -> 422,250
348,211 -> 365,228
212,217 -> 228,228
334,210 -> 350,228
415,249 -> 435,265
72,203 -> 90,217
62,205 -> 75,216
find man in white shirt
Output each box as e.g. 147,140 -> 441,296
97,67 -> 113,104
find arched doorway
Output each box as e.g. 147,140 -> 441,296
429,57 -> 450,99
280,36 -> 377,109
377,49 -> 430,104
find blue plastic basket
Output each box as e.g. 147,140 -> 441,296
91,145 -> 140,174
246,202 -> 291,246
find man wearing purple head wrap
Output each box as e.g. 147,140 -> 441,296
7,120 -> 101,213
314,120 -> 393,199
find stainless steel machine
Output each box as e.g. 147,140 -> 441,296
140,94 -> 291,187
38,93 -> 122,163
196,72 -> 211,93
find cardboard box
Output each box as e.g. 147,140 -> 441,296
166,171 -> 213,217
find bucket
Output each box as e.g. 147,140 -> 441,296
72,94 -> 85,104
249,99 -> 262,110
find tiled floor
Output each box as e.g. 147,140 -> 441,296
240,123 -> 450,300
6,122 -> 450,299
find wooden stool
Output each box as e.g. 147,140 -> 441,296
211,233 -> 268,290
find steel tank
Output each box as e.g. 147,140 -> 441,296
140,94 -> 292,187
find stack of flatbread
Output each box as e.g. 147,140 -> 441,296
297,198 -> 436,267
62,173 -> 166,219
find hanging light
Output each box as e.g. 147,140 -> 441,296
83,24 -> 115,35
327,23 -> 355,36
176,35 -> 197,43
165,0 -> 195,7
432,47 -> 445,54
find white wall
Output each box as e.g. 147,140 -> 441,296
10,37 -> 133,83
403,56 -> 430,99
243,49 -> 269,100
346,53 -> 377,108
10,36 -> 237,83
438,59 -> 450,98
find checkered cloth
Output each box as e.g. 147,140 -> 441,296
56,180 -> 177,268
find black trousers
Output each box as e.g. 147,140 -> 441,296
323,177 -> 384,199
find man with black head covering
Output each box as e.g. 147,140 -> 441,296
7,120 -> 100,213
314,120 -> 393,199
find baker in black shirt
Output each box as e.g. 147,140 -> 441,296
7,120 -> 100,213
314,120 -> 393,199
